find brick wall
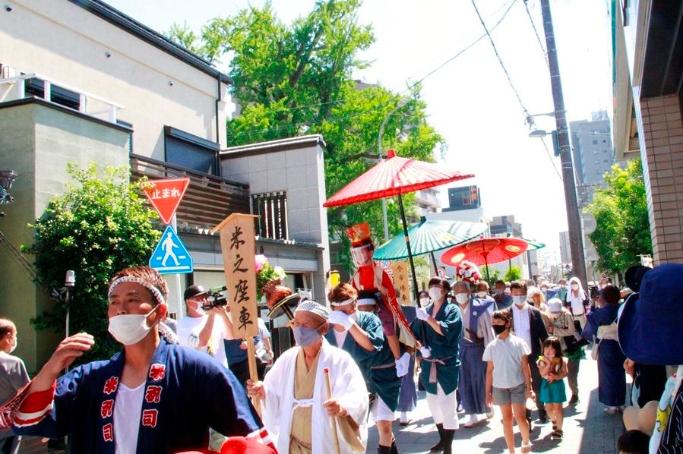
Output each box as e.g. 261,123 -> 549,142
640,94 -> 683,264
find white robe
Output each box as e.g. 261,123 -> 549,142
262,339 -> 369,454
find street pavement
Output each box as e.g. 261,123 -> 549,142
367,355 -> 626,453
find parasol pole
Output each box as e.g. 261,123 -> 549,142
397,193 -> 421,307
430,251 -> 438,276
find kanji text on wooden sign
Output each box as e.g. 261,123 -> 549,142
212,213 -> 259,338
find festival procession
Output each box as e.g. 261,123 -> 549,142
0,1 -> 682,454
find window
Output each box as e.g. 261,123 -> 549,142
252,191 -> 288,240
24,77 -> 81,110
164,126 -> 219,175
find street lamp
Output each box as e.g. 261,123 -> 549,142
0,170 -> 17,216
377,98 -> 409,242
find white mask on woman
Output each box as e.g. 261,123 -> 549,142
428,287 -> 442,302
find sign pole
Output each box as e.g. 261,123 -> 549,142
170,214 -> 184,318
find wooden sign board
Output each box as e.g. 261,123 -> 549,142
390,260 -> 412,306
211,213 -> 259,338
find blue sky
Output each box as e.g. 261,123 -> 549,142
108,0 -> 613,265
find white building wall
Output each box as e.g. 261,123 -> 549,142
0,0 -> 230,158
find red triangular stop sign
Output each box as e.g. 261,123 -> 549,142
143,178 -> 190,224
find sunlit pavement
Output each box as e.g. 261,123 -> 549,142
367,354 -> 626,453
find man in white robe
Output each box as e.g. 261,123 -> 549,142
247,300 -> 368,454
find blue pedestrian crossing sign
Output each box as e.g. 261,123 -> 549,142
149,226 -> 193,274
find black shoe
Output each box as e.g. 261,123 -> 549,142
390,439 -> 399,454
569,394 -> 579,405
551,429 -> 564,440
526,414 -> 534,432
430,423 -> 444,452
442,429 -> 455,454
378,445 -> 392,454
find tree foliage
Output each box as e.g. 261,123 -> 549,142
481,266 -> 502,287
504,265 -> 522,283
586,159 -> 652,276
167,0 -> 444,272
24,165 -> 161,362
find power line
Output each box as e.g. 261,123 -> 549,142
470,0 -> 533,124
522,0 -> 547,63
406,0 -> 518,91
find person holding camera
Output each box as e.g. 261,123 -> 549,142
177,285 -> 233,369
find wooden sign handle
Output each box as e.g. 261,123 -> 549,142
324,367 -> 341,454
246,337 -> 261,416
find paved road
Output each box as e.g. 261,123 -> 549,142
367,355 -> 625,453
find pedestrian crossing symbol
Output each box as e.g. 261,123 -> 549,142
149,226 -> 193,274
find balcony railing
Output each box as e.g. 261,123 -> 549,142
0,65 -> 123,123
130,154 -> 250,233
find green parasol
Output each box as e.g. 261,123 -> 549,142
373,217 -> 488,261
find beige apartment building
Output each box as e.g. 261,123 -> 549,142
0,0 -> 330,370
611,0 -> 683,265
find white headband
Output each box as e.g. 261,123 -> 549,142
108,276 -> 166,306
330,297 -> 355,307
357,297 -> 376,306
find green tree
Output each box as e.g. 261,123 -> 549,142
167,0 -> 444,272
504,265 -> 522,282
24,164 -> 161,362
481,266 -> 502,287
586,159 -> 652,276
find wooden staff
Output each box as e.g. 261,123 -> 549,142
323,367 -> 341,454
246,337 -> 262,416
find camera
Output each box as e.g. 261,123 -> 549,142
190,286 -> 228,311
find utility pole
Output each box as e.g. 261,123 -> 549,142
539,0 -> 587,286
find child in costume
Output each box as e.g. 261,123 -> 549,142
347,223 -> 410,377
537,336 -> 568,440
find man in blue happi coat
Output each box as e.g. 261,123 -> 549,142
10,266 -> 265,453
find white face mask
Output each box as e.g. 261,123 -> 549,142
512,295 -> 527,307
108,307 -> 158,346
455,293 -> 469,305
428,287 -> 442,302
8,338 -> 17,354
476,291 -> 487,298
571,284 -> 579,290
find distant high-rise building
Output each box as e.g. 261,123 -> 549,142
489,215 -> 522,238
570,111 -> 615,208
445,185 -> 481,211
559,231 -> 572,265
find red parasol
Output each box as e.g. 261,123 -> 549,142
441,237 -> 530,281
323,150 -> 474,207
324,150 -> 474,307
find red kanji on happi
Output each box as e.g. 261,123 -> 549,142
102,422 -> 113,442
100,399 -> 114,418
141,409 -> 158,428
148,364 -> 165,381
144,385 -> 162,404
103,377 -> 118,395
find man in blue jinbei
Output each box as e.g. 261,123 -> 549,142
8,265 -> 269,454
